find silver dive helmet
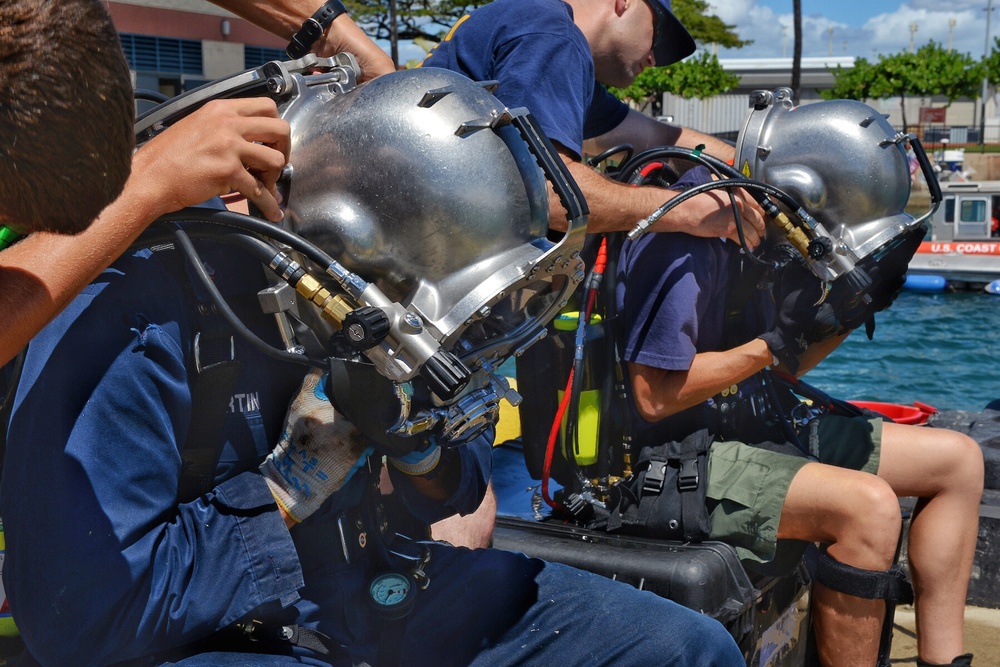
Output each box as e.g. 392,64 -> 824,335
734,88 -> 933,288
278,65 -> 587,454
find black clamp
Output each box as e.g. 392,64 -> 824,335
285,0 -> 348,59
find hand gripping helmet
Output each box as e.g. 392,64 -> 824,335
278,65 -> 587,452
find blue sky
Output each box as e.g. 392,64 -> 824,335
718,0 -> 997,60
387,1 -> 997,64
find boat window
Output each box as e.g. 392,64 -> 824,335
956,197 -> 989,239
943,197 -> 955,223
993,196 -> 1000,238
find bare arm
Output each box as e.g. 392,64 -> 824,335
555,152 -> 764,245
0,98 -> 290,365
629,331 -> 851,422
209,0 -> 394,80
629,339 -> 773,422
792,332 -> 850,376
583,108 -> 736,162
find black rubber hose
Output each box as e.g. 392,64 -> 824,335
171,225 -> 325,369
158,208 -> 343,273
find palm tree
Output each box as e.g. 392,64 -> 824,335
791,0 -> 802,102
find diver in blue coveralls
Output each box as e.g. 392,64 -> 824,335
0,50 -> 744,667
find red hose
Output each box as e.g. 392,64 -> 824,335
540,238 -> 608,511
541,368 -> 574,511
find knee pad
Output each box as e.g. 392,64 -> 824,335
815,548 -> 914,604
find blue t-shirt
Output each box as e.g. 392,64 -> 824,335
421,0 -> 628,158
617,230 -> 776,442
618,232 -> 742,372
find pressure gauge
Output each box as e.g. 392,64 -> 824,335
368,571 -> 418,620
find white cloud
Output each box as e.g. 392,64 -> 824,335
709,0 -> 994,60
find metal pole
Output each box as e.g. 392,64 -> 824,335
389,0 -> 399,68
981,0 -> 994,147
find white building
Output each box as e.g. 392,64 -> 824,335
663,56 -> 999,143
106,0 -> 286,97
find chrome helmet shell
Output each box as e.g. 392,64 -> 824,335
735,88 -> 917,266
280,67 -> 585,365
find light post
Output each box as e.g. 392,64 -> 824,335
909,22 -> 919,53
981,0 -> 994,147
949,17 -> 957,52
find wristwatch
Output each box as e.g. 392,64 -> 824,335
285,0 -> 349,59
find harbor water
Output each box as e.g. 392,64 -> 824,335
804,290 -> 1000,411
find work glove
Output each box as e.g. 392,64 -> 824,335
758,260 -> 840,374
261,369 -> 374,523
829,223 -> 926,337
387,439 -> 442,477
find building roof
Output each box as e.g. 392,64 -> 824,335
717,56 -> 856,91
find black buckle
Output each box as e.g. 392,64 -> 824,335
193,331 -> 235,373
678,458 -> 699,492
642,460 -> 667,495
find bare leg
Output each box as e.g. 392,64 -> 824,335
877,423 -> 983,664
431,481 -> 497,549
778,462 -> 902,667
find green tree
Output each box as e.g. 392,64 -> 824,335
823,42 -> 981,132
611,51 -> 740,107
823,57 -> 878,101
672,0 -> 750,50
344,0 -> 488,65
983,37 -> 1000,87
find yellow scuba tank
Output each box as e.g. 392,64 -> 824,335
553,311 -> 603,467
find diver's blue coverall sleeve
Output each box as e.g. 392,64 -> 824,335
1,250 -> 305,666
0,250 -> 297,667
1,245 -> 493,667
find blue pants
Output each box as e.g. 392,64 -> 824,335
166,543 -> 742,667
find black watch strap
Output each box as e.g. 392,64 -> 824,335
285,0 -> 349,59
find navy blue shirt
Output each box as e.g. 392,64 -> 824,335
617,230 -> 777,443
421,0 -> 628,158
1,238 -> 491,665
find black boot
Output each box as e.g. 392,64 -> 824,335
916,653 -> 973,667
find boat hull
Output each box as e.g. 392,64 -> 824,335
907,241 -> 1000,289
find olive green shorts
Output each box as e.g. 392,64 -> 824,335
705,415 -> 883,566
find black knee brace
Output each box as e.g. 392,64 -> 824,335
816,548 -> 917,667
916,653 -> 974,667
815,548 -> 914,604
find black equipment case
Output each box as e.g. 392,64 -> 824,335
490,444 -> 813,666
493,515 -> 812,666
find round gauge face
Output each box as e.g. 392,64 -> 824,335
369,572 -> 414,610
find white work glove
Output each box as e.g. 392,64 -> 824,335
261,369 -> 373,523
387,439 -> 442,477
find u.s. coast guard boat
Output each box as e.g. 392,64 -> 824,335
905,180 -> 1000,291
